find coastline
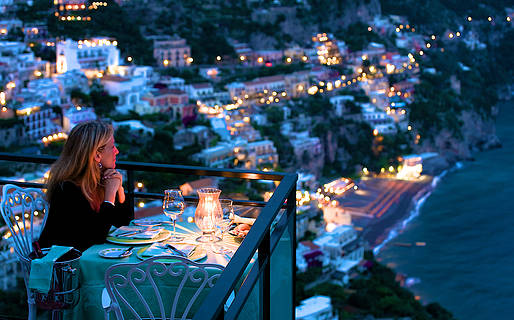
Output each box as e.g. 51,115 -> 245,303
359,163 -> 463,255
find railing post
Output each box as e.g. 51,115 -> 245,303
259,232 -> 270,320
287,187 -> 296,319
126,169 -> 135,219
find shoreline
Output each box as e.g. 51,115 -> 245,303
356,164 -> 462,255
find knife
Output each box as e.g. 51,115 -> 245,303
166,244 -> 187,257
118,246 -> 134,258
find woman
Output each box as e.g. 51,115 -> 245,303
39,120 -> 132,251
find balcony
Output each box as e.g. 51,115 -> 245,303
0,152 -> 297,320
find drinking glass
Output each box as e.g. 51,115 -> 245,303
217,199 -> 234,240
163,189 -> 185,242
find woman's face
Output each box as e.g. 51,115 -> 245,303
98,135 -> 119,169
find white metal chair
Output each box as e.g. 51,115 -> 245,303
0,184 -> 49,320
103,255 -> 225,320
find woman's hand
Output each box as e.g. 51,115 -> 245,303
103,169 -> 123,204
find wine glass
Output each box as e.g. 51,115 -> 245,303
163,189 -> 185,242
217,199 -> 234,239
212,199 -> 235,254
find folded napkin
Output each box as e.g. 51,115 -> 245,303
110,226 -> 162,239
229,212 -> 256,225
28,245 -> 73,293
142,242 -> 196,258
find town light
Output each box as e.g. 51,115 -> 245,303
368,26 -> 372,31
136,182 -> 143,188
163,59 -> 169,66
127,56 -> 133,62
507,16 -> 511,22
467,16 -> 472,21
488,16 -> 492,22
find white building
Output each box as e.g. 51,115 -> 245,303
187,83 -> 214,101
360,103 -> 396,134
101,74 -> 147,114
295,295 -> 338,320
15,104 -> 62,141
63,107 -> 97,132
329,95 -> 355,117
26,78 -> 61,105
313,225 -> 363,284
52,69 -> 89,99
56,37 -> 120,74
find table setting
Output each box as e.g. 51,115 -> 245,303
98,188 -> 256,264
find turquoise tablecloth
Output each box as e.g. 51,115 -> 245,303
59,213 -> 292,320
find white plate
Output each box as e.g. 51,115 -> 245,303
106,229 -> 172,245
136,245 -> 207,262
99,248 -> 133,259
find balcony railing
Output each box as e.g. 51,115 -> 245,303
0,152 -> 297,320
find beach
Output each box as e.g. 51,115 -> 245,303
337,176 -> 434,249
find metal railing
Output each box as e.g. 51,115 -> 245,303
0,152 -> 297,320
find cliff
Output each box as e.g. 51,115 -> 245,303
416,109 -> 501,165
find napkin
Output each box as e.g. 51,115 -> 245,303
229,212 -> 256,225
110,226 -> 162,239
142,242 -> 196,258
28,245 -> 73,293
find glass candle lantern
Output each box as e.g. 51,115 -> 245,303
194,188 -> 223,242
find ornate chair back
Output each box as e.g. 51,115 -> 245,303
0,184 -> 48,260
0,184 -> 49,320
104,256 -> 225,320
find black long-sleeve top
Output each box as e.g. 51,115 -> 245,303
39,181 -> 132,252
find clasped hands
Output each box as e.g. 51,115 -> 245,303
102,169 -> 125,204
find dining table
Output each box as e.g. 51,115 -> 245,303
58,205 -> 293,320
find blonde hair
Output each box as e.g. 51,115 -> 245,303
46,120 -> 114,211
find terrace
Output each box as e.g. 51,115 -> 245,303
0,152 -> 297,320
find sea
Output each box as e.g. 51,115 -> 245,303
377,100 -> 514,320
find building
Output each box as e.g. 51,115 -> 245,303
141,88 -> 189,118
329,95 -> 355,117
234,139 -> 279,169
295,295 -> 338,320
62,106 -> 97,132
289,132 -> 322,161
179,178 -> 218,196
173,125 -> 210,150
187,83 -> 214,101
15,103 -> 62,141
313,225 -> 364,284
52,69 -> 89,99
296,241 -> 324,272
243,75 -> 285,96
312,33 -> 341,65
360,103 -> 396,135
192,143 -> 234,168
56,37 -> 120,74
26,78 -> 61,105
101,74 -> 146,114
0,19 -> 22,36
152,35 -> 191,68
